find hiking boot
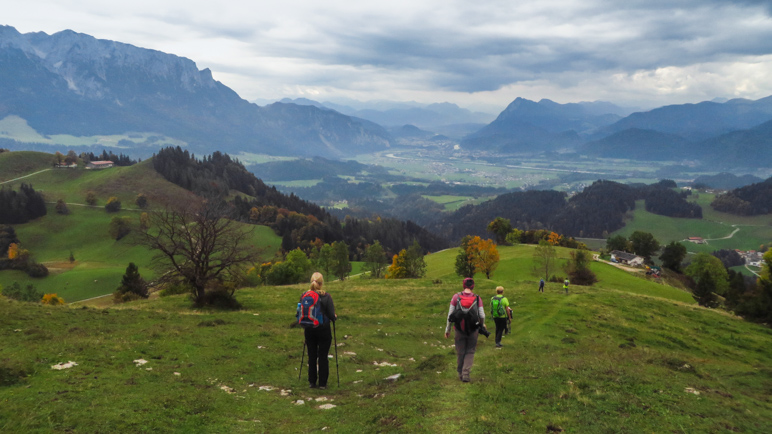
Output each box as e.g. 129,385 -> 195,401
461,375 -> 470,383
309,383 -> 317,389
496,343 -> 503,348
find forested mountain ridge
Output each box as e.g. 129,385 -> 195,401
0,25 -> 392,158
711,176 -> 772,215
152,147 -> 449,258
427,180 -> 700,242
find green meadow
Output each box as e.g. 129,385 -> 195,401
4,204 -> 281,302
613,199 -> 772,253
2,246 -> 771,432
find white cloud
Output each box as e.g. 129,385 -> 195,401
4,0 -> 772,111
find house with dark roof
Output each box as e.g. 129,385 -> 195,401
610,250 -> 644,266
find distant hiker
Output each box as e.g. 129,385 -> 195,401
563,278 -> 569,294
445,277 -> 487,382
490,286 -> 512,348
538,279 -> 545,293
297,272 -> 336,389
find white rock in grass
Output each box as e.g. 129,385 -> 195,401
258,386 -> 274,391
51,361 -> 78,370
353,380 -> 363,384
294,400 -> 305,405
685,387 -> 700,395
146,368 -> 153,371
356,370 -> 363,373
384,374 -> 401,381
133,359 -> 148,366
318,404 -> 336,410
173,372 -> 181,376
343,352 -> 357,356
280,389 -> 292,396
373,361 -> 398,367
328,355 -> 333,358
315,397 -> 328,402
220,385 -> 235,394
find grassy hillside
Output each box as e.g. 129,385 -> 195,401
0,151 -> 54,181
613,198 -> 772,253
1,152 -> 282,302
427,245 -> 695,304
2,253 -> 771,432
1,155 -> 197,207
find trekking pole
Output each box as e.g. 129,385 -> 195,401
298,340 -> 306,381
333,321 -> 340,387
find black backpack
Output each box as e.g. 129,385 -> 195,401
448,292 -> 481,333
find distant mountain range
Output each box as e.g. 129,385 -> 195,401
277,97 -> 493,138
0,25 -> 392,158
463,96 -> 772,168
461,98 -> 629,153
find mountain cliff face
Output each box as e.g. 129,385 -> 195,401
0,25 -> 392,157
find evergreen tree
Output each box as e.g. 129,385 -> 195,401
114,263 -> 149,302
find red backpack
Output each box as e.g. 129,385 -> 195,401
297,290 -> 326,328
448,292 -> 481,333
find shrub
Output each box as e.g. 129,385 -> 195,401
26,262 -> 49,278
85,191 -> 97,205
41,293 -> 65,305
135,193 -> 148,209
194,289 -> 242,310
2,282 -> 42,302
105,197 -> 121,212
55,199 -> 70,215
108,216 -> 132,240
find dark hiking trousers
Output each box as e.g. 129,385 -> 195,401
454,329 -> 479,380
494,317 -> 508,345
305,326 -> 332,387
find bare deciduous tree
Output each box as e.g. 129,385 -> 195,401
139,200 -> 257,305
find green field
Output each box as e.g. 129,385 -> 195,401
421,195 -> 494,211
613,199 -> 772,253
2,245 -> 771,432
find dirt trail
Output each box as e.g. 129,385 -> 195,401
0,168 -> 52,184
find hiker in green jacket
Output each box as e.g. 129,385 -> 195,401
563,278 -> 569,294
490,286 -> 512,348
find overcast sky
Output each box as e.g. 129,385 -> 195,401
5,0 -> 772,112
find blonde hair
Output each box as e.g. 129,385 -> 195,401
496,286 -> 504,294
310,272 -> 325,295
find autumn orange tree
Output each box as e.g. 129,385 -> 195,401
469,237 -> 500,279
455,236 -> 500,279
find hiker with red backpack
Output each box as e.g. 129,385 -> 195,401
444,277 -> 488,382
297,272 -> 337,389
